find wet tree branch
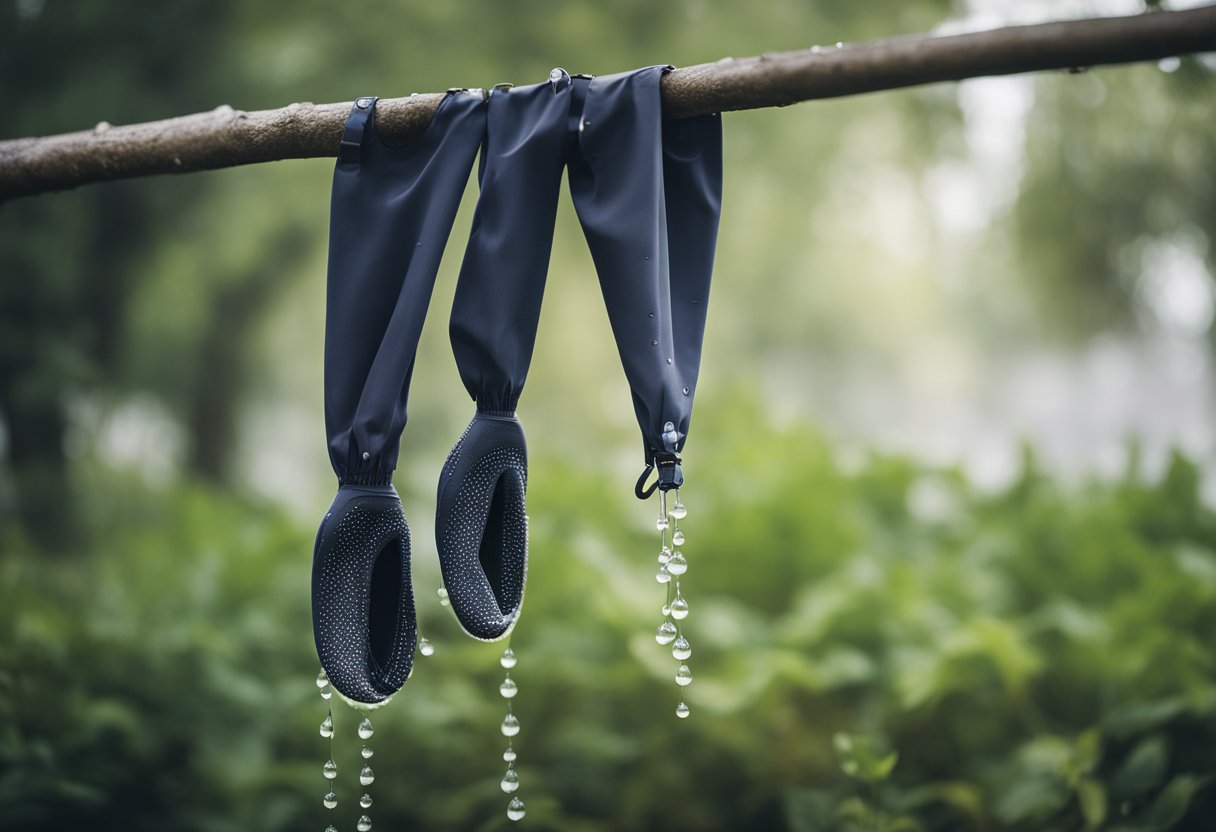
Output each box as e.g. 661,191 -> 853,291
2,5 -> 1214,201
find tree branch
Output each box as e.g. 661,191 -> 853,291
3,6 -> 1214,201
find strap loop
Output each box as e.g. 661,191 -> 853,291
338,96 -> 378,163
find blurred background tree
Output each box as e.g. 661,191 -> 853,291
1,0 -> 1214,830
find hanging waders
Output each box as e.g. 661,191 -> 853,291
434,67 -> 722,641
312,92 -> 486,704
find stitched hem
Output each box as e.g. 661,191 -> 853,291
339,470 -> 395,487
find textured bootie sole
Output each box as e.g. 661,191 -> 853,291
436,414 -> 530,641
312,486 -> 417,704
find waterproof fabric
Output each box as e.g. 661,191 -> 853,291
570,67 -> 723,482
313,92 -> 487,704
435,67 -> 722,641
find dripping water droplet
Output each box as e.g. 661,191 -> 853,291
670,589 -> 689,621
503,744 -> 517,763
672,529 -> 685,546
437,586 -> 450,606
657,546 -> 672,564
360,765 -> 375,786
676,701 -> 691,719
656,620 -> 678,645
316,670 -> 330,689
501,713 -> 521,737
500,647 -> 517,669
323,759 -> 338,780
320,687 -> 332,701
500,676 -> 518,699
661,603 -> 671,616
672,636 -> 692,661
357,815 -> 372,831
500,767 -> 520,793
360,793 -> 373,809
666,551 -> 688,576
670,501 -> 687,520
675,664 -> 693,686
656,564 -> 672,584
358,718 -> 374,740
361,745 -> 374,759
656,516 -> 669,532
419,636 -> 435,656
507,796 -> 527,822
323,791 -> 337,809
319,714 -> 334,738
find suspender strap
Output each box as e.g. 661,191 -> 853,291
338,96 -> 378,163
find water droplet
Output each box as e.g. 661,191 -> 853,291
672,529 -> 685,546
326,826 -> 338,832
670,589 -> 689,620
676,701 -> 690,719
320,687 -> 332,700
675,664 -> 693,686
500,647 -> 517,669
835,41 -> 844,48
316,670 -> 330,689
657,546 -> 672,564
438,586 -> 450,606
507,797 -> 527,822
501,713 -> 521,737
360,793 -> 373,809
656,516 -> 669,532
661,603 -> 671,616
666,551 -> 688,576
361,745 -> 374,759
319,714 -> 334,738
656,620 -> 678,645
500,676 -> 518,699
323,791 -> 338,809
671,501 -> 687,520
656,564 -> 672,584
360,765 -> 375,786
357,815 -> 372,831
672,636 -> 692,661
419,636 -> 435,656
1158,56 -> 1182,73
323,759 -> 338,780
500,767 -> 520,793
358,718 -> 374,740
503,744 -> 517,763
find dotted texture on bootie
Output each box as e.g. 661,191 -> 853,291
436,417 -> 528,641
312,496 -> 416,703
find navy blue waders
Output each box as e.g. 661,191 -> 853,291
435,67 -> 722,641
312,92 -> 487,705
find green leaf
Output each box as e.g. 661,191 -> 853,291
995,777 -> 1071,825
1140,776 -> 1204,831
833,732 -> 899,783
1077,778 -> 1107,829
1110,736 -> 1169,799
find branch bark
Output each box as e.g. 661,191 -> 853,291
3,6 -> 1214,201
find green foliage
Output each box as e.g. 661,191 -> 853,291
2,1 -> 1215,830
2,405 -> 1215,830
